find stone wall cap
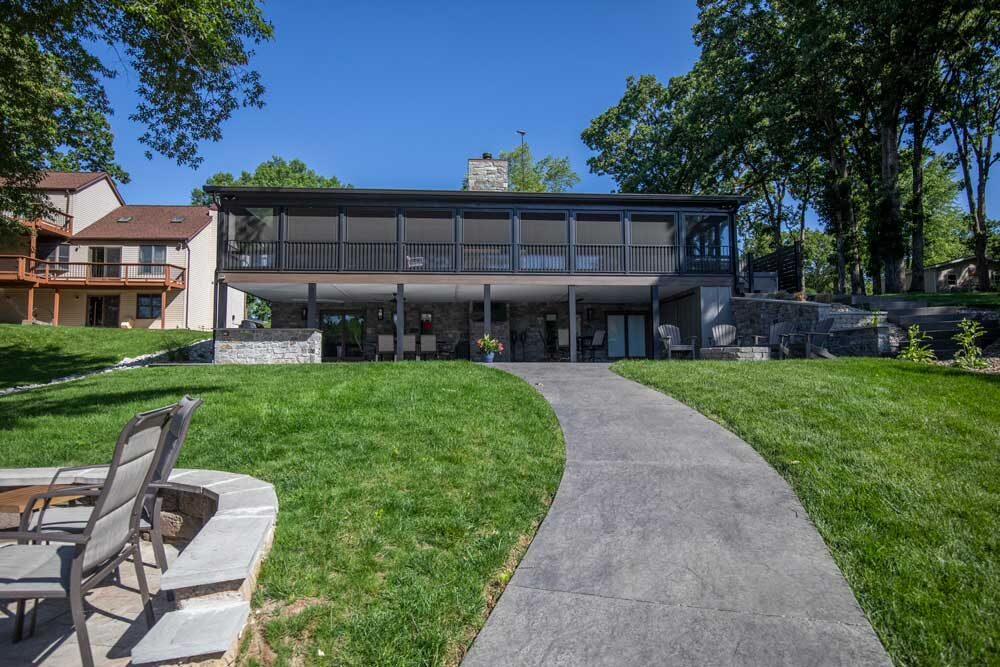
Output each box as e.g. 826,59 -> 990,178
130,601 -> 251,664
732,296 -> 827,307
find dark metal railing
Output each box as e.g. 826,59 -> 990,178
220,240 -> 732,275
519,244 -> 569,272
575,244 -> 625,273
462,243 -> 512,272
404,242 -> 454,272
344,242 -> 396,271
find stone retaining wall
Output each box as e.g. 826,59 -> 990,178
700,346 -> 770,361
214,328 -> 321,364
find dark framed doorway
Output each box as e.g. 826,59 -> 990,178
87,295 -> 120,327
320,310 -> 366,360
606,312 -> 648,358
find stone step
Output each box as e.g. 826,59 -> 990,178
131,601 -> 250,664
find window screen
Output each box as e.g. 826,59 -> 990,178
630,213 -> 677,245
405,209 -> 454,243
462,210 -> 511,244
520,211 -> 568,244
136,294 -> 162,319
576,212 -> 622,244
347,207 -> 397,242
287,207 -> 338,241
684,213 -> 730,251
228,207 -> 277,241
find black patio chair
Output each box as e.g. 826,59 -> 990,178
28,395 -> 204,574
581,329 -> 606,361
0,404 -> 177,667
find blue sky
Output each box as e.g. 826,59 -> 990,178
104,0 -> 700,203
103,1 -> 995,221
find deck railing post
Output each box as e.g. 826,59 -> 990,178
395,283 -> 405,361
650,285 -> 661,360
568,285 -> 577,363
483,284 -> 491,337
307,283 -> 317,329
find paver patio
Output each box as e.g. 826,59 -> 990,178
463,363 -> 890,666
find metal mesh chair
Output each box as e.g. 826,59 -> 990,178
1,404 -> 176,667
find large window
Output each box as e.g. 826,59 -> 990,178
404,209 -> 453,243
684,213 -> 730,253
287,207 -> 338,241
462,210 -> 511,244
520,211 -> 567,245
576,212 -> 622,244
228,207 -> 277,242
139,245 -> 166,275
346,207 -> 396,242
136,294 -> 162,319
630,213 -> 676,245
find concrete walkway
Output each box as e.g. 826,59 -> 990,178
464,364 -> 889,667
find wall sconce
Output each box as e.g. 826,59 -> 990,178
377,307 -> 384,321
300,307 -> 307,321
586,307 -> 593,320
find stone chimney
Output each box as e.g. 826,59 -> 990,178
466,152 -> 509,191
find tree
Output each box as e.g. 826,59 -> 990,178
0,0 -> 272,237
899,151 -> 968,266
943,11 -> 1000,291
499,143 -> 580,193
192,156 -> 348,325
192,157 -> 348,205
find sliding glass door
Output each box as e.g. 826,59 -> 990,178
321,310 -> 366,360
606,313 -> 647,358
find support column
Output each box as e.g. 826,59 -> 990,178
306,283 -> 318,329
53,290 -> 60,326
568,285 -> 577,363
650,284 -> 661,359
26,286 -> 34,323
161,291 -> 167,329
483,284 -> 492,336
216,280 -> 229,329
395,283 -> 404,361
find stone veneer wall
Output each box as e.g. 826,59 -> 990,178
214,328 -> 321,364
732,297 -> 830,339
271,300 -> 653,362
466,157 -> 510,191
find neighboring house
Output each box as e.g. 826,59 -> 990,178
207,155 -> 742,362
922,256 -> 1000,292
0,172 -> 245,329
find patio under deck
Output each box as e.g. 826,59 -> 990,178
221,275 -> 733,363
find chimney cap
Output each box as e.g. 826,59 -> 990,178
482,152 -> 492,159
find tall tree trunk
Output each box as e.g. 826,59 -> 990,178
908,108 -> 928,292
879,113 -> 905,293
829,151 -> 862,294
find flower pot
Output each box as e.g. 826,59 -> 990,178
483,352 -> 495,363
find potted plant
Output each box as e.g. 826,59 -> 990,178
476,333 -> 504,363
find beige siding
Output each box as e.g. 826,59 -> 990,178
0,288 -> 28,323
185,215 -> 219,330
68,179 -> 122,233
225,286 -> 247,327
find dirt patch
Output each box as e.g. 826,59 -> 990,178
239,597 -> 325,666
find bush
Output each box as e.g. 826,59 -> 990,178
952,319 -> 988,370
899,324 -> 936,363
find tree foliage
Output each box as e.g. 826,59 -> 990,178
191,156 -> 348,205
0,0 -> 272,237
499,143 -> 580,193
583,0 -> 999,295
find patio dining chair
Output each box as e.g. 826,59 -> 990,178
419,334 -> 437,360
376,334 -> 394,361
557,328 -> 570,360
27,395 -> 203,574
403,334 -> 417,359
581,329 -> 606,361
658,324 -> 697,359
0,404 -> 176,667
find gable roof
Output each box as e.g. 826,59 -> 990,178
36,171 -> 109,191
924,256 -> 998,271
72,205 -> 214,242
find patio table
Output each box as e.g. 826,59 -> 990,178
0,484 -> 84,530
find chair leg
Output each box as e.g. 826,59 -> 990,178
151,497 -> 169,574
13,599 -> 25,642
28,598 -> 38,637
69,585 -> 94,667
133,542 -> 156,628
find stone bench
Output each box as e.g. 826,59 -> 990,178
0,467 -> 278,665
700,345 -> 770,361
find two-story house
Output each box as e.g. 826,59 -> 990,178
0,172 -> 245,329
209,155 -> 742,362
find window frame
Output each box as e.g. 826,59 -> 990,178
138,244 -> 167,275
136,293 -> 163,320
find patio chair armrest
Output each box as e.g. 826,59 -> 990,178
20,486 -> 102,531
49,463 -> 108,488
688,336 -> 698,346
781,332 -> 808,341
5,530 -> 90,545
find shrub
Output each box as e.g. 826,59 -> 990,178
899,324 -> 936,363
952,319 -> 988,370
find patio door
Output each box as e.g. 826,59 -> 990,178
86,295 -> 120,327
321,310 -> 366,360
90,246 -> 122,278
606,313 -> 647,358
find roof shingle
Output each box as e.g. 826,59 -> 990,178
35,172 -> 110,191
73,205 -> 214,242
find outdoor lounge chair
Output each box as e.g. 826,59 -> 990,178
376,334 -> 394,360
1,404 -> 176,667
28,395 -> 203,574
581,329 -> 606,361
710,324 -> 739,347
768,320 -> 799,359
658,324 -> 697,359
803,318 -> 838,358
420,334 -> 437,359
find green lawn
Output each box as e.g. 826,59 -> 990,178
0,362 -> 565,666
0,324 -> 208,389
613,358 -> 999,667
879,292 -> 1000,310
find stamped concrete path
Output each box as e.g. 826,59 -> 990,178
463,364 -> 889,667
